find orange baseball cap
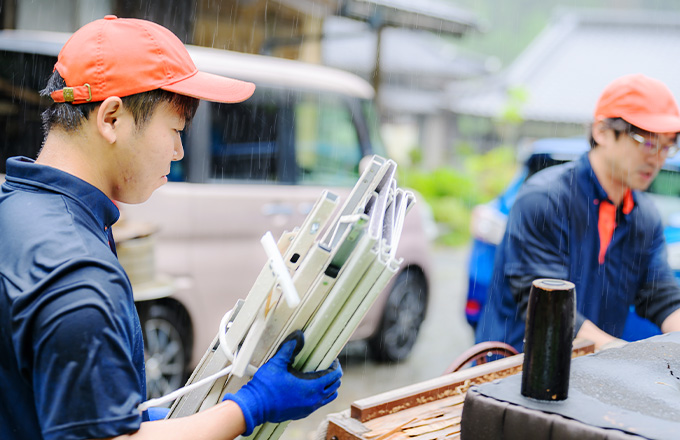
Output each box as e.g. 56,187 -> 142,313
594,73 -> 680,133
50,15 -> 255,105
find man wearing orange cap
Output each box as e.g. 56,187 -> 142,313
476,74 -> 680,353
0,16 -> 341,440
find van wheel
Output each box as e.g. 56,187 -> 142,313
136,300 -> 193,401
369,269 -> 427,363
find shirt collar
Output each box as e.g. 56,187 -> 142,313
4,157 -> 120,228
578,153 -> 636,215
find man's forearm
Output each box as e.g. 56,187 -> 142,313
99,329 -> 341,440
661,308 -> 680,333
96,400 -> 247,440
575,319 -> 619,351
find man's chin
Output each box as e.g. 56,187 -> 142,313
629,182 -> 655,194
118,191 -> 155,205
117,179 -> 167,204
632,183 -> 651,192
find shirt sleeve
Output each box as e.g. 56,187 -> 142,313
636,223 -> 680,328
503,188 -> 586,332
503,188 -> 570,281
14,266 -> 144,440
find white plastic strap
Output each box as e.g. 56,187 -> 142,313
137,306 -> 258,412
261,231 -> 300,308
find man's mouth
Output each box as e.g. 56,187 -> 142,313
639,170 -> 654,181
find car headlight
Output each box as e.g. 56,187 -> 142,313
470,203 -> 507,245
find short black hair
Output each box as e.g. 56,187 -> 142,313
40,70 -> 199,135
590,118 -> 635,149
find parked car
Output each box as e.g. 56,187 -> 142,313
466,137 -> 680,341
0,30 -> 433,398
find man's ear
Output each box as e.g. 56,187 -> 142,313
591,120 -> 610,147
97,96 -> 125,144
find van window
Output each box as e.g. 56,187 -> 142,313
295,92 -> 361,186
209,90 -> 281,182
0,50 -> 54,172
192,87 -> 363,187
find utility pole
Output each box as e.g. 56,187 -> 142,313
370,24 -> 386,101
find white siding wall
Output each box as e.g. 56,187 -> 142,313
17,0 -> 112,32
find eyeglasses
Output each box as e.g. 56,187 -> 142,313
628,132 -> 679,157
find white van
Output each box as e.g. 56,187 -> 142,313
0,30 -> 433,398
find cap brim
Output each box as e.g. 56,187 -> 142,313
623,113 -> 680,134
162,70 -> 255,103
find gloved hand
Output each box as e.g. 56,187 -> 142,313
223,330 -> 342,436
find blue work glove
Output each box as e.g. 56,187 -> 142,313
146,407 -> 170,421
223,330 -> 342,436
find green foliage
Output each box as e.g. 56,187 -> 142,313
408,146 -> 423,166
500,86 -> 529,125
400,146 -> 517,247
463,145 -> 516,201
430,197 -> 471,247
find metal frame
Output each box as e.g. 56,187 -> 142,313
167,156 -> 415,440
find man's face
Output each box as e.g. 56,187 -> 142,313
603,127 -> 677,192
112,102 -> 185,204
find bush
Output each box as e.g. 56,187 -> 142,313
399,145 -> 517,246
430,197 -> 472,247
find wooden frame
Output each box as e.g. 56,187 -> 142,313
325,340 -> 595,440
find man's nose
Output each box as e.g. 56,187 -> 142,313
174,140 -> 184,161
647,151 -> 665,169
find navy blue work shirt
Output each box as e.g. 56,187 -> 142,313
476,153 -> 680,353
0,157 -> 148,440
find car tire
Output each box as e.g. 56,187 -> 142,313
136,299 -> 193,401
369,268 -> 428,362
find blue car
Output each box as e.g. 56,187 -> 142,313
466,137 -> 680,341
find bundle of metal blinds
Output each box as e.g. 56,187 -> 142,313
165,155 -> 415,440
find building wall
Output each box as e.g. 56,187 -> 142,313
7,0 -> 322,62
16,0 -> 112,32
192,0 -> 321,61
453,112 -> 589,157
1,0 -> 17,29
115,0 -> 195,42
